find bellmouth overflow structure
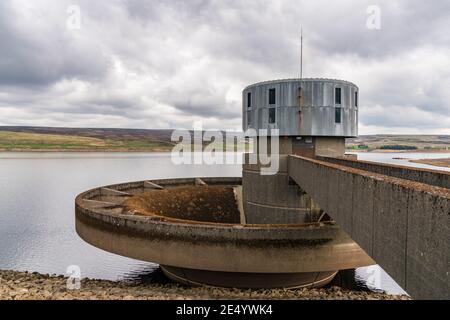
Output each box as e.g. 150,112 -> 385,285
76,78 -> 449,299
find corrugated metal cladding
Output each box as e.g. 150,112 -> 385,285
242,78 -> 359,137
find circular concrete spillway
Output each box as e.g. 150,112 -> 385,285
75,177 -> 373,289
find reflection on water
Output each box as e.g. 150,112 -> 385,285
328,269 -> 373,292
120,267 -> 391,294
122,267 -> 174,286
1,151 -> 446,295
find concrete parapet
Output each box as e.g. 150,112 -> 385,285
318,156 -> 450,189
288,155 -> 450,299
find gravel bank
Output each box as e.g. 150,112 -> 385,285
0,270 -> 410,300
409,158 -> 450,168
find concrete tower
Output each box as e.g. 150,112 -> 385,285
242,78 -> 359,224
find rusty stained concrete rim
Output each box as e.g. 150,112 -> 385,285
74,206 -> 341,244
75,211 -> 373,273
75,206 -> 339,250
75,177 -> 339,232
75,177 -> 375,273
289,156 -> 450,199
75,178 -> 344,247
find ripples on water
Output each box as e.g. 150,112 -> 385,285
1,152 -> 445,295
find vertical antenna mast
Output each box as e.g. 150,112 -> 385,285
300,27 -> 303,81
299,27 -> 304,111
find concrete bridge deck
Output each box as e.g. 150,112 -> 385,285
288,155 -> 450,300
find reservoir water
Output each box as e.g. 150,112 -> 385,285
0,152 -> 448,295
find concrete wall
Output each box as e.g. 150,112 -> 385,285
242,137 -> 347,224
318,156 -> 450,189
243,152 -> 320,224
243,137 -> 335,224
315,138 -> 345,157
288,155 -> 450,300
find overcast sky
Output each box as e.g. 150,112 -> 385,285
0,0 -> 449,134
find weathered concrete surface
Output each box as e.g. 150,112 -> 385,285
75,178 -> 374,275
242,139 -> 322,224
318,156 -> 450,189
288,155 -> 450,300
315,137 -> 346,157
242,168 -> 318,224
161,266 -> 338,289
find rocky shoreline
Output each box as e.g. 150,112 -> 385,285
0,270 -> 410,300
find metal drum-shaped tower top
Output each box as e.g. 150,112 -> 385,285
243,78 -> 359,137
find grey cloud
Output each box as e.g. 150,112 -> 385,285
0,0 -> 449,133
295,0 -> 450,58
360,105 -> 450,130
157,85 -> 241,119
0,2 -> 110,87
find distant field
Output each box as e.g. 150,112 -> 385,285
0,127 -> 448,153
346,135 -> 450,152
0,127 -> 250,152
0,130 -> 175,152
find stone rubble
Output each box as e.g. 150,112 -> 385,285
0,270 -> 411,300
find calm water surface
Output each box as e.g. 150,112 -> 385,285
0,152 -> 447,295
352,152 -> 450,172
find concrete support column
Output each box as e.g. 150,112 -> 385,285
242,136 -> 346,225
243,138 -> 313,224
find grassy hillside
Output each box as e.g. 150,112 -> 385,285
347,135 -> 450,152
0,127 -> 248,152
0,131 -> 175,152
0,127 -> 448,153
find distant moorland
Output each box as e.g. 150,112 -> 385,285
0,127 -> 175,152
346,135 -> 450,153
0,127 -> 449,153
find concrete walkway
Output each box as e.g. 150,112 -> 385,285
288,155 -> 450,300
